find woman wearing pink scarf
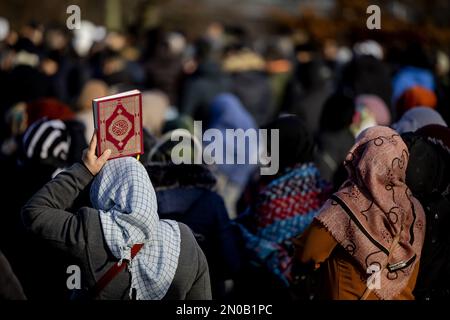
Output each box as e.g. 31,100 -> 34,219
292,126 -> 426,300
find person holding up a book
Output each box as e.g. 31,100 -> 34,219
21,132 -> 211,300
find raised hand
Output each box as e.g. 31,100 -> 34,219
82,131 -> 111,176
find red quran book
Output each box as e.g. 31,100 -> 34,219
93,89 -> 144,159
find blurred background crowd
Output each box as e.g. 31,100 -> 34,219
1,0 -> 450,301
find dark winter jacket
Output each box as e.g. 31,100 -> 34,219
0,250 -> 26,300
402,132 -> 450,300
146,163 -> 242,298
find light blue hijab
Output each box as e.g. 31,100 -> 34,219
207,93 -> 258,188
90,157 -> 180,300
392,107 -> 447,134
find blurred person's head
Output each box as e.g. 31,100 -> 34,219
263,115 -> 314,173
20,118 -> 71,179
26,98 -> 74,127
392,62 -> 435,105
209,93 -> 256,130
436,50 -> 450,78
102,50 -> 129,85
0,47 -> 15,71
73,20 -> 106,57
222,48 -> 265,73
393,107 -> 447,134
207,93 -> 257,187
40,56 -> 58,77
77,80 -> 109,112
403,42 -> 434,70
143,27 -> 173,59
353,40 -> 384,60
396,85 -> 437,118
12,37 -> 39,68
167,32 -> 186,56
351,94 -> 391,137
141,90 -> 170,136
204,22 -> 225,52
162,114 -> 194,135
193,38 -> 215,63
0,17 -> 10,42
355,94 -> 391,125
44,26 -> 69,52
105,30 -> 127,52
320,93 -> 356,132
4,29 -> 18,47
20,21 -> 43,47
294,40 -> 319,64
403,126 -> 450,201
323,38 -> 338,62
335,46 -> 353,66
296,58 -> 331,90
417,124 -> 450,153
206,22 -> 224,41
264,40 -> 292,74
148,128 -> 201,164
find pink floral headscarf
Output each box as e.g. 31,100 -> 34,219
316,126 -> 425,299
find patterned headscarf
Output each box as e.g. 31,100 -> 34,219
355,94 -> 391,126
316,126 -> 425,299
90,157 -> 180,300
239,163 -> 330,285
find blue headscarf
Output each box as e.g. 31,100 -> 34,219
392,66 -> 435,104
207,93 -> 258,188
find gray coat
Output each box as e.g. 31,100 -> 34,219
21,163 -> 211,300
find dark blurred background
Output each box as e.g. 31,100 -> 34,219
1,0 -> 449,46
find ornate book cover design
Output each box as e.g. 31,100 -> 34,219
93,90 -> 143,160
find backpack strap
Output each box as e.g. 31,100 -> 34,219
91,243 -> 144,298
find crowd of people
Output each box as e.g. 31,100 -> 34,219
1,18 -> 450,300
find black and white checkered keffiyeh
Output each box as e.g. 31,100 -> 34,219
90,157 -> 180,300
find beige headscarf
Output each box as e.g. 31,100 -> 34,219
316,126 -> 425,299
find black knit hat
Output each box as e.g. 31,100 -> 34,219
21,118 -> 71,169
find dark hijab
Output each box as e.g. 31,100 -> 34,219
402,127 -> 450,299
319,93 -> 355,132
263,115 -> 314,173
